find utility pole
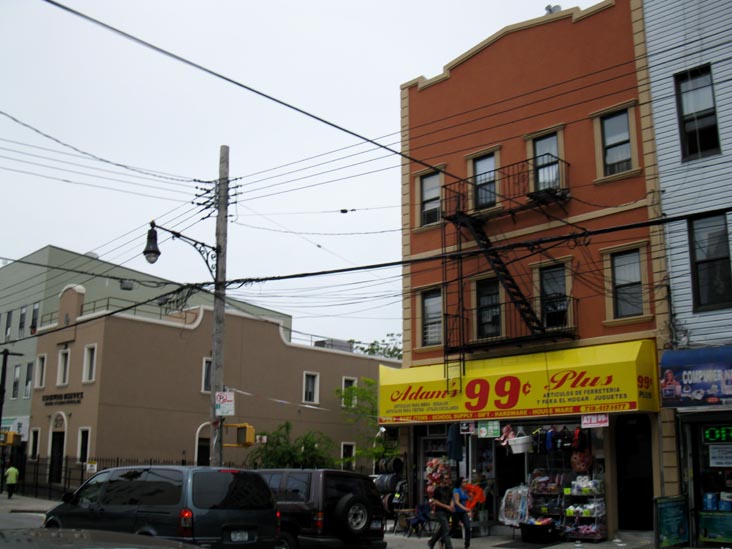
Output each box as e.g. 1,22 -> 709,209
210,145 -> 229,467
0,349 -> 22,492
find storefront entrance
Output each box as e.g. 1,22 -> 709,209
615,414 -> 654,530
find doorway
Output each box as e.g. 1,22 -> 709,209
615,415 -> 653,530
49,431 -> 64,484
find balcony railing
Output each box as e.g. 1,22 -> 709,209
444,295 -> 578,351
443,154 -> 570,220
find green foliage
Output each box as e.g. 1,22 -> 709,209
335,377 -> 400,466
245,421 -> 335,469
351,333 -> 402,359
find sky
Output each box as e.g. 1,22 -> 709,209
0,0 -> 600,348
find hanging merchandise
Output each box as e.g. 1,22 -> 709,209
508,426 -> 533,454
499,484 -> 529,526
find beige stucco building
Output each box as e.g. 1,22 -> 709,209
30,285 -> 398,476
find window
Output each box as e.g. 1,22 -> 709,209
4,310 -> 12,341
602,110 -> 631,175
34,355 -> 46,389
29,429 -> 39,460
30,302 -> 39,333
18,306 -> 26,338
341,377 -> 357,407
690,215 -> 732,310
540,265 -> 568,328
284,472 -> 310,502
533,133 -> 559,190
422,289 -> 442,346
201,358 -> 211,392
476,279 -> 500,338
303,372 -> 320,404
474,154 -> 496,209
11,365 -> 19,399
676,65 -> 720,161
83,344 -> 96,383
57,349 -> 70,386
341,443 -> 356,471
79,428 -> 90,463
612,250 -> 643,318
421,172 -> 441,225
24,362 -> 32,398
77,470 -> 112,508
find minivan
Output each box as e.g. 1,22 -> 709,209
257,469 -> 386,549
44,465 -> 278,548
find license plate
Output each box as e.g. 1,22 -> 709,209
231,530 -> 250,542
371,519 -> 383,529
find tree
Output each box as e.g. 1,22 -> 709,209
245,421 -> 335,469
336,377 -> 400,469
351,332 -> 402,359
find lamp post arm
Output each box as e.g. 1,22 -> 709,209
150,221 -> 219,280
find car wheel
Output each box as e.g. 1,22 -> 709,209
44,520 -> 60,529
276,531 -> 297,549
334,494 -> 371,536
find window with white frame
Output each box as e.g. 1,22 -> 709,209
690,214 -> 732,311
30,302 -> 39,334
24,362 -> 32,398
78,428 -> 90,463
676,65 -> 720,161
35,355 -> 46,389
474,154 -> 496,209
341,442 -> 355,471
540,264 -> 568,329
57,349 -> 70,386
601,110 -> 632,176
83,344 -> 96,383
18,306 -> 26,338
533,133 -> 560,190
29,429 -> 40,460
476,278 -> 500,339
420,172 -> 441,226
341,377 -> 357,407
201,358 -> 212,392
11,364 -> 20,399
422,289 -> 442,346
303,372 -> 320,404
612,249 -> 643,318
4,310 -> 12,342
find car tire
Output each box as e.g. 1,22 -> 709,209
334,493 -> 371,536
276,531 -> 298,549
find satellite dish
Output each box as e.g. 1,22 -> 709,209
545,4 -> 562,14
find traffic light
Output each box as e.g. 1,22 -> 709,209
0,432 -> 20,446
236,424 -> 255,447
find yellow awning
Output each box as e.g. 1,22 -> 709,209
379,339 -> 659,424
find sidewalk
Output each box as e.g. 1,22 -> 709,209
0,493 -> 57,514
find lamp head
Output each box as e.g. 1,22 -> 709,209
143,225 -> 161,264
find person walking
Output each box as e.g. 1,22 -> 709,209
428,474 -> 454,549
452,477 -> 471,549
4,463 -> 19,499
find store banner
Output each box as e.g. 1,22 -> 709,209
660,346 -> 732,408
378,339 -> 659,424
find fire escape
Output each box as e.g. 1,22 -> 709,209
440,154 -> 578,390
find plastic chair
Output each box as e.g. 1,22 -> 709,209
406,503 -> 435,537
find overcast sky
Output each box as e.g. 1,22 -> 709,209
1,0 -> 600,347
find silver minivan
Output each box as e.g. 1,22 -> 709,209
44,466 -> 278,549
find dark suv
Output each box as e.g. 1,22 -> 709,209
44,466 -> 278,548
257,469 -> 386,549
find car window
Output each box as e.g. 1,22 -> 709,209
100,468 -> 147,506
192,470 -> 273,510
284,473 -> 310,502
325,476 -> 363,507
138,468 -> 183,505
75,470 -> 112,508
261,472 -> 283,499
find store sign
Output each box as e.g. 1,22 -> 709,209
478,420 -> 500,438
460,422 -> 475,435
709,445 -> 732,467
703,426 -> 732,444
581,413 -> 609,428
378,340 -> 659,424
660,347 -> 732,408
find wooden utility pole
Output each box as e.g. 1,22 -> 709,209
210,145 -> 229,466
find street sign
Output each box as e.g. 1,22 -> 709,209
215,391 -> 235,417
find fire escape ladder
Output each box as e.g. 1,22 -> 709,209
452,212 -> 545,335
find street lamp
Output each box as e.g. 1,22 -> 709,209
142,145 -> 229,466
